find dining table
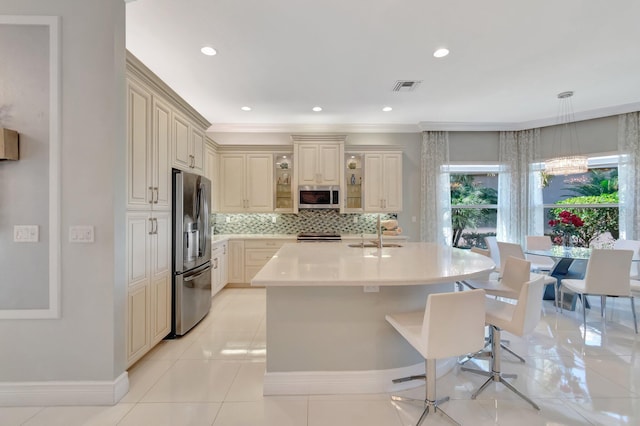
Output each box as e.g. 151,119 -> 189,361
525,246 -> 592,310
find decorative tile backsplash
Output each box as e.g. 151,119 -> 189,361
212,210 -> 397,235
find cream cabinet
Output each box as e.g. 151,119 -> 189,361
126,210 -> 171,367
211,240 -> 228,297
172,111 -> 204,174
226,239 -> 293,284
364,152 -> 403,212
204,144 -> 218,212
126,78 -> 171,210
227,240 -> 245,284
295,142 -> 342,186
219,153 -> 273,212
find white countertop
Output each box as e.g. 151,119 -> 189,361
251,242 -> 495,287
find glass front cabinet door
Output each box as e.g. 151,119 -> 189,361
344,153 -> 363,211
275,153 -> 293,211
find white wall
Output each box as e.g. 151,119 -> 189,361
0,0 -> 126,383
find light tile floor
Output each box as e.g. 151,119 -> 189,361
3,288 -> 640,425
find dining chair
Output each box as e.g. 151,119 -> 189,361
385,289 -> 486,425
484,236 -> 501,273
559,249 -> 638,334
497,242 -> 559,309
613,239 -> 640,279
525,235 -> 556,272
462,276 -> 545,410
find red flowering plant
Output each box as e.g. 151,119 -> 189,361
548,210 -> 585,247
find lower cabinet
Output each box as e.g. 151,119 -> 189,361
126,210 -> 171,367
211,241 -> 228,297
227,238 -> 293,284
227,240 -> 245,284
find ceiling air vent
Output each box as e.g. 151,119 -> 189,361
392,80 -> 422,92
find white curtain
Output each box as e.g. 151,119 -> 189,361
497,129 -> 542,244
618,112 -> 640,240
420,131 -> 452,244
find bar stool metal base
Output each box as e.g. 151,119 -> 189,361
391,359 -> 461,425
461,326 -> 540,411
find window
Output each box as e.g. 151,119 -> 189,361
542,155 -> 619,248
448,165 -> 499,248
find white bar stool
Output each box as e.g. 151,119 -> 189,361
385,289 -> 486,426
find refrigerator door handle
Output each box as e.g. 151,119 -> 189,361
183,263 -> 212,282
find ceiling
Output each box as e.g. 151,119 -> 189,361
126,0 -> 640,134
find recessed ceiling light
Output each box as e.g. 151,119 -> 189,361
312,106 -> 323,112
382,106 -> 393,112
241,106 -> 251,111
201,46 -> 217,56
433,48 -> 449,58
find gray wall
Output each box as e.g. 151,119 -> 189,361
211,117 -> 623,242
0,24 -> 50,309
0,0 -> 126,382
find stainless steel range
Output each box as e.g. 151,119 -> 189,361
297,232 -> 342,242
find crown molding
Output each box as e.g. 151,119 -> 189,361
208,103 -> 640,135
208,122 -> 421,133
126,51 -> 211,130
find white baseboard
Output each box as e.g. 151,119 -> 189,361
263,358 -> 456,395
0,372 -> 129,407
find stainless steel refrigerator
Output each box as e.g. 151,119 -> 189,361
172,169 -> 212,336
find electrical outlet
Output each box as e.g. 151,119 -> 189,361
225,216 -> 231,223
69,225 -> 94,243
14,225 -> 39,242
353,216 -> 358,223
272,216 -> 277,224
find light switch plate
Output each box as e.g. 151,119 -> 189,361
14,225 -> 39,242
69,225 -> 94,243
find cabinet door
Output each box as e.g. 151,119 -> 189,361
246,154 -> 273,211
152,97 -> 172,210
126,79 -> 152,209
150,273 -> 171,344
127,212 -> 151,286
297,144 -> 319,185
383,153 -> 403,212
219,154 -> 246,211
228,240 -> 245,283
127,283 -> 150,365
205,145 -> 218,211
151,211 -> 171,278
318,144 -> 341,185
364,154 -> 384,211
191,127 -> 205,174
221,243 -> 228,286
172,112 -> 191,170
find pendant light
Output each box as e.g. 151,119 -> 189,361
544,91 -> 588,176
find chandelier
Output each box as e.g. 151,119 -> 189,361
544,91 -> 588,176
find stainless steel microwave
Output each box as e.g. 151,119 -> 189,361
298,185 -> 340,209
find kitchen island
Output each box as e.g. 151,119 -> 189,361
251,242 -> 495,395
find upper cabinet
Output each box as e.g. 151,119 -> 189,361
204,142 -> 218,212
294,141 -> 343,186
364,152 -> 403,212
344,153 -> 364,212
172,111 -> 204,174
274,153 -> 293,212
219,153 -> 273,212
126,77 -> 171,211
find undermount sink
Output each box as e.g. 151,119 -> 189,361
347,243 -> 403,248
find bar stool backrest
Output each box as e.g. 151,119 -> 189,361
421,289 -> 486,359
